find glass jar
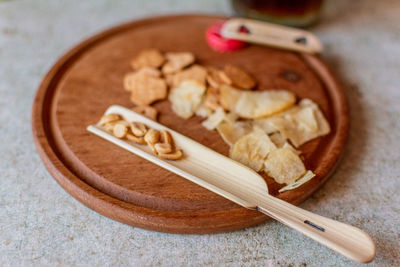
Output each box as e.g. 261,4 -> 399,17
231,0 -> 324,28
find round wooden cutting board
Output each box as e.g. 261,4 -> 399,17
32,14 -> 349,234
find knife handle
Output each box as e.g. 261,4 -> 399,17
221,18 -> 323,54
257,196 -> 376,263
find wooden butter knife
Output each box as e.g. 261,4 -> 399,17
220,18 -> 323,54
87,105 -> 375,263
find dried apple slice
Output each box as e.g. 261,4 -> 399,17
219,85 -> 296,119
169,80 -> 206,119
267,99 -> 330,147
264,146 -> 306,184
201,107 -> 226,130
216,120 -> 253,147
230,128 -> 277,171
278,171 -> 316,193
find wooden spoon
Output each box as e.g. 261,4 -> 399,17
87,105 -> 375,263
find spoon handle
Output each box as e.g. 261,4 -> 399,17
257,195 -> 376,263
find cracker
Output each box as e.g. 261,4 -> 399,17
129,73 -> 167,105
218,70 -> 232,85
205,86 -> 222,110
162,52 -> 195,74
206,67 -> 227,89
123,67 -> 162,92
130,49 -> 165,69
135,66 -> 162,77
131,105 -> 158,121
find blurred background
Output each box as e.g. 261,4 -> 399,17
0,0 -> 399,266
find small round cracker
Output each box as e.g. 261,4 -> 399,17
223,64 -> 256,90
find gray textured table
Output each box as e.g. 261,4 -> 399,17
1,0 -> 399,266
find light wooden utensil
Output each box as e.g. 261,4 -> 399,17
87,105 -> 375,263
221,18 -> 323,54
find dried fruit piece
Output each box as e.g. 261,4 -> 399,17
267,99 -> 330,147
169,80 -> 206,119
219,85 -> 241,110
278,171 -> 315,193
201,107 -> 226,130
235,89 -> 296,118
99,114 -> 121,125
223,64 -> 256,89
264,146 -> 306,184
282,142 -> 301,156
130,49 -> 165,69
129,73 -> 167,105
171,64 -> 207,88
292,105 -> 318,132
216,120 -> 253,147
195,100 -> 213,118
220,85 -> 296,118
162,52 -> 195,74
131,105 -> 158,121
230,128 -> 277,171
252,118 -> 278,134
158,149 -> 183,160
269,132 -> 286,148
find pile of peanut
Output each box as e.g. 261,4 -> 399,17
99,113 -> 183,160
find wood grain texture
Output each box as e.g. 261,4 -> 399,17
31,14 -> 349,234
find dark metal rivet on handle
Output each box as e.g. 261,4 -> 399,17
295,37 -> 307,45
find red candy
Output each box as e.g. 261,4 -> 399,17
205,21 -> 247,52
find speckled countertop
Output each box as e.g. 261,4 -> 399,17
0,0 -> 399,266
